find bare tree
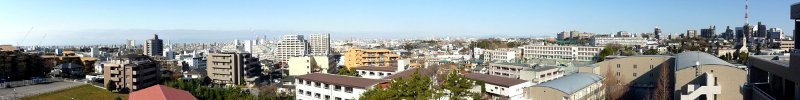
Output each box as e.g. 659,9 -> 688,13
650,63 -> 670,100
604,67 -> 629,100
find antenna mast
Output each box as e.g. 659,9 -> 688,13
745,0 -> 749,24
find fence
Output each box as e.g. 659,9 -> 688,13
0,77 -> 66,89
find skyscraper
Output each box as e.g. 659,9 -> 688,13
276,35 -> 308,62
654,27 -> 662,39
686,29 -> 698,38
700,26 -> 716,39
723,26 -> 734,40
309,33 -> 330,56
756,22 -> 767,38
144,34 -> 163,57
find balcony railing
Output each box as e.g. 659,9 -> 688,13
752,85 -> 777,100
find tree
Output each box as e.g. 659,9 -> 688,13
106,81 -> 117,92
649,63 -> 670,100
361,69 -> 435,100
441,70 -> 475,100
738,52 -> 750,64
338,66 -> 358,76
114,96 -> 122,100
604,67 -> 629,100
644,49 -> 659,55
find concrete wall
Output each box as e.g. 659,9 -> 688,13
674,65 -> 746,100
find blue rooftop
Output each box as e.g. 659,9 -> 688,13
535,73 -> 603,94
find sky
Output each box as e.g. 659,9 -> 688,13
0,0 -> 796,45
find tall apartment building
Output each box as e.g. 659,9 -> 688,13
343,48 -> 400,68
309,33 -> 331,56
103,54 -> 161,91
520,45 -> 603,62
655,27 -> 662,39
144,34 -> 164,57
701,26 -> 716,39
206,52 -> 262,86
276,35 -> 308,62
686,29 -> 699,38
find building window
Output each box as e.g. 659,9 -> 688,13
616,72 -> 620,76
315,93 -> 321,98
617,64 -> 620,68
633,73 -> 637,77
325,95 -> 330,100
633,65 -> 637,69
299,89 -> 304,93
336,97 -> 342,100
345,87 -> 353,93
306,91 -> 311,96
335,85 -> 342,91
315,82 -> 321,87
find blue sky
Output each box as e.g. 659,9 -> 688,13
0,0 -> 796,45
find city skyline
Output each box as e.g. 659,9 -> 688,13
1,0 -> 796,45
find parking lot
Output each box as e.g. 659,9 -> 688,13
0,82 -> 84,100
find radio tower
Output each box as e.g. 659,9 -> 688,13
745,0 -> 749,24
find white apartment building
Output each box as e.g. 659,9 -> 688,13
520,45 -> 603,62
483,48 -> 519,63
288,56 -> 330,76
591,36 -> 648,47
276,35 -> 309,62
488,63 -> 565,84
465,73 -> 533,100
295,73 -> 388,100
310,33 -> 331,56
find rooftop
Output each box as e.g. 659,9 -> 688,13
128,85 -> 197,100
0,45 -> 18,52
463,73 -> 528,87
674,51 -> 735,71
354,66 -> 397,72
296,73 -> 389,89
534,73 -> 603,94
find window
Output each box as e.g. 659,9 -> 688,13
633,65 -> 637,69
633,73 -> 637,77
306,91 -> 311,96
315,82 -> 321,87
298,89 -> 304,93
324,84 -> 330,89
325,95 -> 330,100
369,72 -> 375,75
336,97 -> 342,100
616,72 -> 620,76
345,87 -> 353,93
650,65 -> 654,69
298,80 -> 304,84
335,85 -> 342,91
315,93 -> 321,98
617,64 -> 620,68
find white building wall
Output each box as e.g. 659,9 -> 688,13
295,79 -> 367,100
356,70 -> 395,79
484,82 -> 533,100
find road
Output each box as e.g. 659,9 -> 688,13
0,82 -> 84,100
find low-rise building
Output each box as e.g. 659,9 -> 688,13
520,45 -> 603,62
344,48 -> 400,68
591,36 -> 648,47
483,48 -> 519,63
464,73 -> 533,100
288,56 -> 330,76
295,73 -> 389,100
128,85 -> 197,100
527,73 -> 604,100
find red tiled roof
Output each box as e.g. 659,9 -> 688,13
129,85 -> 197,100
296,73 -> 389,89
464,73 -> 527,87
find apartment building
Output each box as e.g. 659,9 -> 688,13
309,33 -> 331,56
276,35 -> 308,62
144,34 -> 163,57
103,54 -> 161,91
295,73 -> 389,100
288,56 -> 330,76
206,52 -> 262,86
519,45 -> 603,62
483,48 -> 519,63
577,51 -> 746,100
487,63 -> 565,84
527,73 -> 604,100
343,48 -> 400,68
464,73 -> 533,100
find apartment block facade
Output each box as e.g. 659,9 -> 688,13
343,48 -> 400,68
103,54 -> 161,91
207,52 -> 262,86
520,45 -> 603,62
276,35 -> 309,62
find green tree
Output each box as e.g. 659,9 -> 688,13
106,81 -> 117,92
361,69 -> 434,100
738,52 -> 750,64
644,49 -> 659,55
441,70 -> 475,100
114,96 -> 122,100
338,66 -> 358,76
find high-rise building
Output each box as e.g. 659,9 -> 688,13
723,26 -> 735,40
144,34 -> 163,57
206,52 -> 262,86
127,40 -> 136,48
767,28 -> 784,39
686,29 -> 698,38
103,54 -> 161,91
309,33 -> 330,56
756,22 -> 767,38
654,27 -> 662,39
276,35 -> 308,62
700,26 -> 716,39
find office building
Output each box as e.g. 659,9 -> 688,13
686,29 -> 698,38
700,26 -> 716,39
464,73 -> 533,100
520,45 -> 603,62
103,54 -> 161,91
207,52 -> 262,86
527,73 -> 604,100
276,35 -> 308,62
310,33 -> 331,56
295,73 -> 389,100
144,34 -> 163,57
767,28 -> 784,40
288,56 -> 330,76
722,26 -> 735,40
756,22 -> 767,38
343,48 -> 400,68
655,27 -> 662,39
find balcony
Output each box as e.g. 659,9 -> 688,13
752,84 -> 777,100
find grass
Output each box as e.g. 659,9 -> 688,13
21,84 -> 128,100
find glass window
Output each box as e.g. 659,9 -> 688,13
345,87 -> 353,93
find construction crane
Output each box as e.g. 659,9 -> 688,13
16,27 -> 34,46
